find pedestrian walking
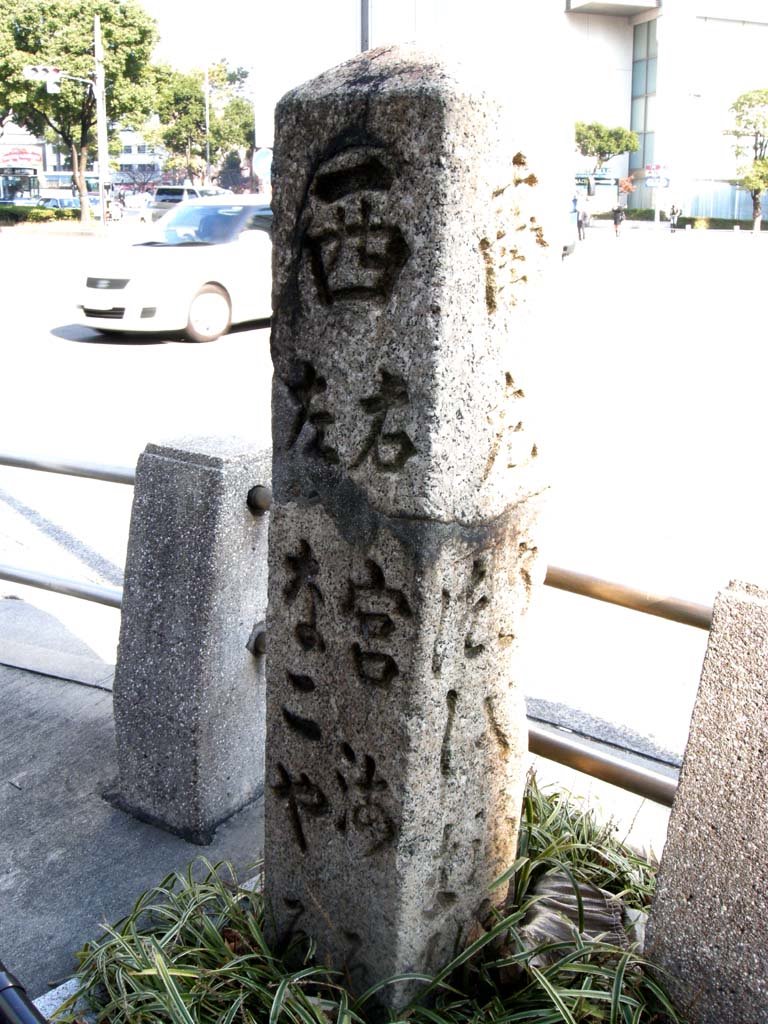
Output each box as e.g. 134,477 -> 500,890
577,204 -> 589,240
669,204 -> 680,232
612,205 -> 625,237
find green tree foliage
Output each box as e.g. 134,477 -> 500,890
212,96 -> 254,186
218,150 -> 244,191
728,89 -> 768,230
153,66 -> 207,181
154,62 -> 254,185
0,0 -> 158,217
575,121 -> 639,172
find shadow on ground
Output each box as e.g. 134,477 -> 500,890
0,598 -> 265,998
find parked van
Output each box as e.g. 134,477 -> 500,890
144,184 -> 231,222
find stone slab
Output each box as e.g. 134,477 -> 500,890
112,436 -> 270,843
646,580 -> 768,1022
270,46 -> 548,525
265,46 -> 548,1008
265,499 -> 541,992
0,597 -> 114,689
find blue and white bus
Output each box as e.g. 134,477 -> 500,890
0,166 -> 40,203
41,171 -> 99,196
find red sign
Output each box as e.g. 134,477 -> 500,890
0,146 -> 43,166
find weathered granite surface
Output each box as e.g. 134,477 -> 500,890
269,49 -> 547,524
647,580 -> 768,1023
112,437 -> 270,843
264,46 -> 548,1006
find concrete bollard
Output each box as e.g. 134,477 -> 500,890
112,437 -> 270,844
264,45 -> 549,1008
646,579 -> 768,1023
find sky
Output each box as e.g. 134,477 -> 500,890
142,0 -> 570,149
146,0 -> 391,145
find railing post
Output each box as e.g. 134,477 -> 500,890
647,579 -> 768,1022
111,437 -> 270,843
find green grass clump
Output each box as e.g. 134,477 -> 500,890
55,774 -> 681,1024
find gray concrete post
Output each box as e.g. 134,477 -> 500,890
647,579 -> 768,1023
112,437 -> 270,844
264,46 -> 548,1007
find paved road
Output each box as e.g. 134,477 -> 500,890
1,220 -> 765,762
0,224 -> 273,659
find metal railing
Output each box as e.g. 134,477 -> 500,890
0,961 -> 47,1024
544,565 -> 712,631
0,451 -> 708,806
0,453 -> 135,485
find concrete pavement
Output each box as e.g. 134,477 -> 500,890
0,598 -> 265,1003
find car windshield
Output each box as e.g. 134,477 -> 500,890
143,204 -> 252,246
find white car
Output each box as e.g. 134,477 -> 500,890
143,184 -> 232,222
79,194 -> 272,342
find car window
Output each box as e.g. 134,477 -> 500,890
154,188 -> 184,202
242,212 -> 272,235
198,213 -> 233,242
147,203 -> 249,246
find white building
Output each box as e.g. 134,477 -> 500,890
562,0 -> 768,216
357,0 -> 768,219
114,127 -> 164,188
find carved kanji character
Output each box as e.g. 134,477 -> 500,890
283,361 -> 339,463
334,745 -> 397,855
284,540 -> 326,652
303,148 -> 410,305
351,369 -> 416,471
344,559 -> 411,686
272,764 -> 330,852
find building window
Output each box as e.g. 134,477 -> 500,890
630,18 -> 658,172
137,144 -> 147,154
123,145 -> 133,155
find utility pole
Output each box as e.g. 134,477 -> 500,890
93,15 -> 110,224
361,0 -> 370,51
204,66 -> 211,184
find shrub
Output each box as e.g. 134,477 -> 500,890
24,207 -> 57,222
677,216 -> 768,230
55,775 -> 682,1024
0,205 -> 28,224
592,208 -> 661,221
0,204 -> 83,224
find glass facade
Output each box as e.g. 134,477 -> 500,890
629,18 -> 657,172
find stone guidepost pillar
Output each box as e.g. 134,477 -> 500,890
646,580 -> 768,1024
112,437 -> 270,844
264,45 -> 549,1008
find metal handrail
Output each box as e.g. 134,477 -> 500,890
0,961 -> 47,1024
0,453 -> 135,485
545,565 -> 713,631
0,565 -> 122,608
0,562 -> 716,633
0,450 -> 715,628
528,721 -> 677,807
0,451 -> 707,805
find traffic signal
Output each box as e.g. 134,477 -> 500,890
22,65 -> 63,92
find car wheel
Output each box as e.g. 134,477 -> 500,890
185,284 -> 232,343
